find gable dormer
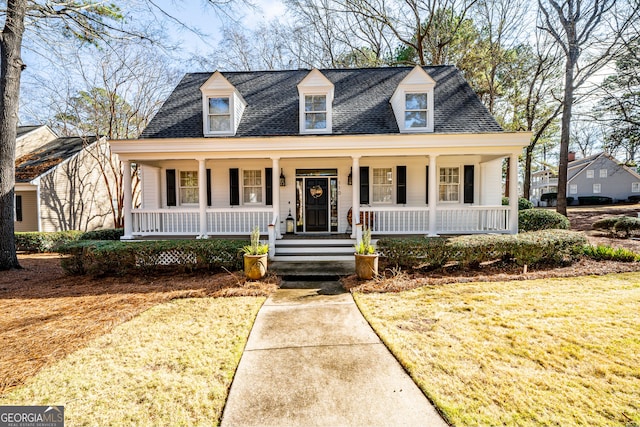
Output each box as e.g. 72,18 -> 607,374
390,66 -> 436,133
297,69 -> 334,134
200,71 -> 247,137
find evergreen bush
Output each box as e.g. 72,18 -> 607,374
518,209 -> 570,232
15,231 -> 82,252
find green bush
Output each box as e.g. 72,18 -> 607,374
58,239 -> 249,276
518,209 -> 570,232
582,244 -> 639,262
502,197 -> 534,210
540,192 -> 557,203
612,216 -> 640,238
78,228 -> 124,241
15,231 -> 82,252
578,196 -> 613,205
592,216 -> 626,232
377,230 -> 586,270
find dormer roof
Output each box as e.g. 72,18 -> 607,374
141,66 -> 502,139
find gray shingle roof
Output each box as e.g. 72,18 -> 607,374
140,66 -> 502,139
15,136 -> 98,182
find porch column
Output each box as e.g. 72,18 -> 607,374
428,155 -> 438,236
122,160 -> 134,240
198,158 -> 208,239
351,155 -> 361,239
271,157 -> 282,238
509,153 -> 519,234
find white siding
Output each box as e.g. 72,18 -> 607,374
480,158 -> 503,205
14,191 -> 38,232
141,165 -> 160,209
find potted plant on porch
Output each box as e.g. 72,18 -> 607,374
242,226 -> 269,280
354,227 -> 378,280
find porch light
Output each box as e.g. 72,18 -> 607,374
279,168 -> 286,187
286,209 -> 295,234
348,167 -> 352,185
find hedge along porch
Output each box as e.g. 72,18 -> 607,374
110,66 -> 531,254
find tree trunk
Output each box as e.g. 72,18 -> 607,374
556,55 -> 575,217
0,0 -> 27,270
523,145 -> 533,200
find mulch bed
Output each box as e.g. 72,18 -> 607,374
0,254 -> 278,395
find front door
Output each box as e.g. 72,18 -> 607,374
304,178 -> 329,232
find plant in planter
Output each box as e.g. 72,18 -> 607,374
242,227 -> 269,280
354,227 -> 378,280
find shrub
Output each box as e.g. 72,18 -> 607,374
578,196 -> 613,205
582,244 -> 639,262
502,197 -> 534,210
628,195 -> 640,203
540,193 -> 557,203
377,230 -> 586,270
612,216 -> 640,238
15,231 -> 82,252
518,209 -> 570,232
592,216 -> 626,233
58,239 -> 249,276
78,228 -> 124,241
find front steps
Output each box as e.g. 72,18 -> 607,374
272,239 -> 356,262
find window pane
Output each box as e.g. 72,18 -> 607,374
405,93 -> 427,110
243,170 -> 262,203
181,188 -> 199,204
180,171 -> 198,187
305,112 -> 327,129
405,111 -> 427,128
209,115 -> 231,132
209,97 -> 230,114
305,95 -> 326,112
439,168 -> 459,202
372,168 -> 393,203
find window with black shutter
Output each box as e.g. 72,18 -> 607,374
397,166 -> 406,204
229,168 -> 240,206
359,166 -> 369,205
265,168 -> 273,206
166,169 -> 176,206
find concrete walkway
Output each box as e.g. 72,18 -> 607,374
220,280 -> 449,427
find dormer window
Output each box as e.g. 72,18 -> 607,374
405,93 -> 428,129
208,97 -> 231,132
305,95 -> 327,130
391,66 -> 436,133
200,71 -> 246,137
298,69 -> 334,134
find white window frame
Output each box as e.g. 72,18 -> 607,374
600,169 -> 608,178
304,94 -> 328,132
299,91 -> 333,134
372,167 -> 393,204
593,183 -> 601,194
242,169 -> 263,205
586,169 -> 594,179
205,96 -> 232,135
569,184 -> 577,194
404,92 -> 429,130
179,170 -> 199,205
439,167 -> 460,203
633,182 -> 640,193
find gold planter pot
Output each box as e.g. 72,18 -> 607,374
354,253 -> 379,280
244,254 -> 268,280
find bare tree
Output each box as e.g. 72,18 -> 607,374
538,0 -> 640,216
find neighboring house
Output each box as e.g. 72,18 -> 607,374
14,127 -> 116,232
111,65 -> 530,254
531,152 -> 640,205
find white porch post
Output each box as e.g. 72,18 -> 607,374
122,160 -> 134,239
198,158 -> 208,239
428,154 -> 438,236
509,153 -> 519,234
351,155 -> 361,239
271,157 -> 282,238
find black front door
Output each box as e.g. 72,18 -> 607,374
305,178 -> 329,232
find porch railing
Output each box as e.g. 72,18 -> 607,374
359,205 -> 510,234
131,208 -> 273,236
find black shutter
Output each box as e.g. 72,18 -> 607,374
425,165 -> 429,204
464,165 -> 475,204
15,195 -> 22,222
206,168 -> 212,207
166,169 -> 176,206
229,168 -> 239,206
265,168 -> 273,206
360,166 -> 369,205
397,166 -> 407,204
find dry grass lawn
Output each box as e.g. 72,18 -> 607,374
0,297 -> 264,426
354,273 -> 640,426
0,254 -> 278,393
